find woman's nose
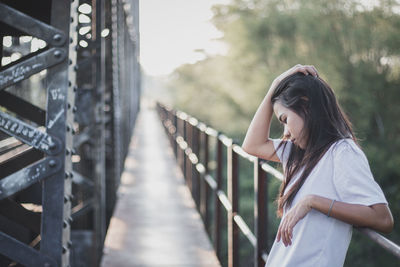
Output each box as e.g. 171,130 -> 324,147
283,126 -> 290,139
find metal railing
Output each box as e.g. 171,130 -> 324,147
156,103 -> 400,267
0,1 -> 140,266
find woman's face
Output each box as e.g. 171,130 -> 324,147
273,102 -> 307,149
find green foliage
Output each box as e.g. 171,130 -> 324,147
167,0 -> 400,265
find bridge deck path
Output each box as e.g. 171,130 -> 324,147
100,103 -> 221,267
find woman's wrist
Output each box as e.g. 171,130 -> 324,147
268,80 -> 279,96
266,87 -> 274,100
305,195 -> 317,210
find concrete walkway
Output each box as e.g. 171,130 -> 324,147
100,103 -> 221,267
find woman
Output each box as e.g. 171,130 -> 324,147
242,65 -> 394,266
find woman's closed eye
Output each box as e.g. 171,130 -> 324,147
279,115 -> 287,124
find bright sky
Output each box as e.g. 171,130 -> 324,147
139,0 -> 229,76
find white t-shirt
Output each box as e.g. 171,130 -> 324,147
265,138 -> 388,267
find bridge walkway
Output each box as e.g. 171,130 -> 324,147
100,102 -> 221,267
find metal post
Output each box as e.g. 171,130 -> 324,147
40,1 -> 78,266
179,118 -> 185,174
199,129 -> 208,221
169,109 -> 175,147
186,121 -> 193,191
227,143 -> 239,267
173,112 -> 178,156
254,159 -> 268,267
93,0 -> 106,263
110,0 -> 122,188
192,124 -> 200,206
183,119 -> 187,177
203,132 -> 210,226
214,136 -> 223,259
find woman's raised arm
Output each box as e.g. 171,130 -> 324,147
241,88 -> 279,161
241,64 -> 318,161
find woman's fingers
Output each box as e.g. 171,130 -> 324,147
277,220 -> 285,243
277,220 -> 286,244
277,216 -> 297,246
305,65 -> 318,77
297,66 -> 310,76
309,65 -> 318,77
277,217 -> 293,246
284,226 -> 290,246
284,219 -> 292,246
276,225 -> 281,242
291,64 -> 318,77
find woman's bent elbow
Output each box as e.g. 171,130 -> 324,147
241,144 -> 254,155
374,211 -> 394,234
369,204 -> 394,234
381,214 -> 394,234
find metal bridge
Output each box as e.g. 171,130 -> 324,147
0,1 -> 399,267
0,0 -> 139,266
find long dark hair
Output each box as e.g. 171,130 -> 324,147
271,73 -> 356,217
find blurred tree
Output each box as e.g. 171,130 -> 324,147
167,0 -> 400,265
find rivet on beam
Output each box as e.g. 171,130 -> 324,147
53,34 -> 62,43
53,50 -> 62,58
49,160 -> 57,168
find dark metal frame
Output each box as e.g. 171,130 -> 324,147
0,0 -> 140,266
157,103 -> 400,267
0,0 -> 78,266
70,0 -> 140,266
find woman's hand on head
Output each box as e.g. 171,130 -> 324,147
269,64 -> 319,95
276,195 -> 313,246
280,64 -> 318,79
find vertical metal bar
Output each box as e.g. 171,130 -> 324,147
176,115 -> 181,168
169,112 -> 175,148
111,0 -> 122,185
199,129 -> 207,219
104,0 -> 116,230
179,118 -> 185,174
203,131 -> 210,226
227,144 -> 239,267
41,1 -> 78,266
214,136 -> 223,259
93,0 -> 106,264
204,131 -> 209,173
254,159 -> 268,267
193,124 -> 200,207
173,112 -> 178,156
186,121 -> 193,191
167,110 -> 172,145
0,37 -> 3,67
182,119 -> 187,177
117,0 -> 125,173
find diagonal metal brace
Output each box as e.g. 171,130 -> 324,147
0,2 -> 66,47
0,157 -> 61,201
0,47 -> 66,91
0,111 -> 62,155
0,231 -> 57,267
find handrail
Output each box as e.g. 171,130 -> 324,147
156,102 -> 400,267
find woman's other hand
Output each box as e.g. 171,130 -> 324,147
276,195 -> 313,246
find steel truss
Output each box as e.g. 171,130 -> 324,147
0,0 -> 140,266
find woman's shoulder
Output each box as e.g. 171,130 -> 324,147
330,138 -> 365,160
